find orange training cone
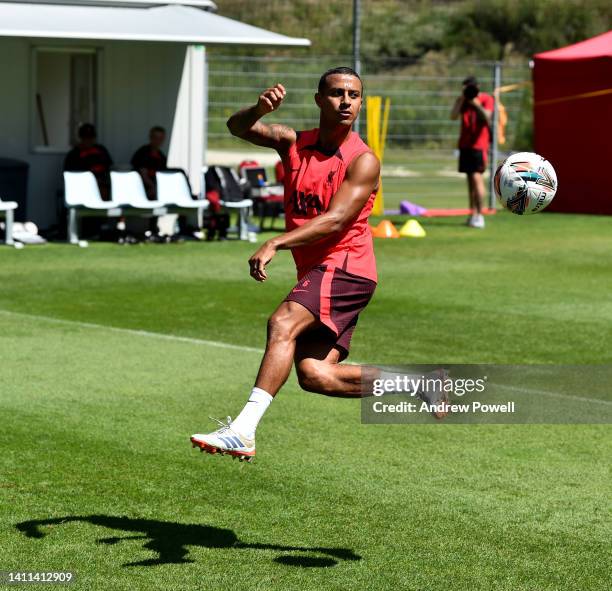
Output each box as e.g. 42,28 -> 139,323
372,219 -> 400,239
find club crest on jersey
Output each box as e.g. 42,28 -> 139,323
290,190 -> 323,216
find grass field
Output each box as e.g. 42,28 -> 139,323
1,210 -> 611,590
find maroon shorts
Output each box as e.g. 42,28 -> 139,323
284,264 -> 376,360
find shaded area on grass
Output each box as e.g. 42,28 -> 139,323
16,515 -> 361,568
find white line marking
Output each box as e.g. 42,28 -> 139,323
0,309 -> 263,354
491,383 -> 612,407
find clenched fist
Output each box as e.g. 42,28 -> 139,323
256,84 -> 286,116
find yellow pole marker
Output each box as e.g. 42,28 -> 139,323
367,96 -> 380,154
367,95 -> 390,216
380,97 -> 390,162
367,96 -> 379,211
373,96 -> 391,215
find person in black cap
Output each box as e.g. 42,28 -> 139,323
64,123 -> 113,200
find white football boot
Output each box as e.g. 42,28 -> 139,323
191,416 -> 255,462
415,369 -> 450,419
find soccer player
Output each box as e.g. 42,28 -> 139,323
191,67 -> 445,462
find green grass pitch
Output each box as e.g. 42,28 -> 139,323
1,209 -> 611,590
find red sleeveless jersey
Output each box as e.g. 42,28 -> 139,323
282,129 -> 378,282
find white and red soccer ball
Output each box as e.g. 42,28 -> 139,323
494,152 -> 558,215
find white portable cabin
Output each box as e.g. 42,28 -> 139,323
0,0 -> 309,228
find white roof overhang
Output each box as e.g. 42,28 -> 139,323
0,2 -> 311,46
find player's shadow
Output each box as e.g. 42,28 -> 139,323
16,515 -> 360,568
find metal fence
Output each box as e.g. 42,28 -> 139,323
207,54 -> 533,209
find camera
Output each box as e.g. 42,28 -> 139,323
463,84 -> 479,100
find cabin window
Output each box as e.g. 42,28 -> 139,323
32,48 -> 98,152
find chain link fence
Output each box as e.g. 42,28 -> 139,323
207,55 -> 532,210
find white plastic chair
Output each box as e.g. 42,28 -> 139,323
156,171 -> 209,208
156,170 -> 209,232
110,171 -> 167,213
0,196 -> 18,246
64,171 -> 123,244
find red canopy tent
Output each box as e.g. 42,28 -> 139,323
533,30 -> 612,215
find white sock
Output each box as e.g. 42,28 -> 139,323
230,387 -> 273,440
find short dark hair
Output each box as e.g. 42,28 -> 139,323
150,126 -> 166,135
78,123 -> 96,139
318,67 -> 363,94
462,76 -> 478,86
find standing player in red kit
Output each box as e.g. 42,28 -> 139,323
451,76 -> 494,229
192,67 -> 397,461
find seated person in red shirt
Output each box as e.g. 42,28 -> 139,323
130,126 -> 167,200
451,76 -> 494,229
64,123 -> 113,200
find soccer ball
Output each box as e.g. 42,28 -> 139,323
494,152 -> 558,215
